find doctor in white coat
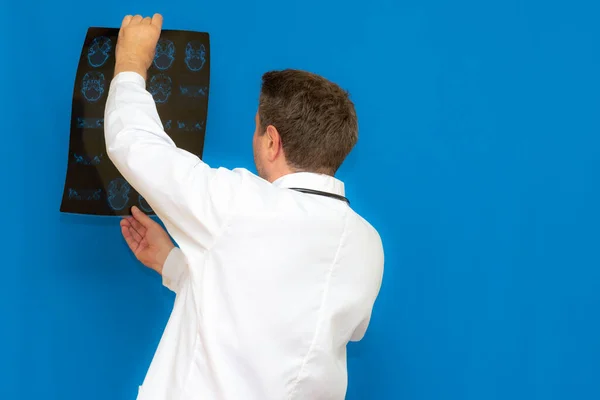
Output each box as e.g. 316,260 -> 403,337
105,13 -> 384,400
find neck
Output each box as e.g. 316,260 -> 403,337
261,159 -> 335,183
266,169 -> 336,183
266,168 -> 294,183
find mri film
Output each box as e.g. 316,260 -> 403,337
60,27 -> 210,216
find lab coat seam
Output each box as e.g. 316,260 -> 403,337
287,208 -> 350,400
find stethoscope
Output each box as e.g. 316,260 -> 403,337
289,187 -> 350,205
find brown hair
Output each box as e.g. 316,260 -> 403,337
258,69 -> 358,175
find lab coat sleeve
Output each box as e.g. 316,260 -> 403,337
350,314 -> 371,342
104,72 -> 242,249
162,247 -> 187,293
351,238 -> 384,342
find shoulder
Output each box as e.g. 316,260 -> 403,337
207,167 -> 294,212
348,210 -> 384,255
204,166 -> 271,194
215,167 -> 269,188
344,209 -> 385,284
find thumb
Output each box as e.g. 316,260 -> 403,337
131,205 -> 155,228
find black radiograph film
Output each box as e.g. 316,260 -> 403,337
60,27 -> 209,216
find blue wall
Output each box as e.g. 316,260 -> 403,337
2,0 -> 599,399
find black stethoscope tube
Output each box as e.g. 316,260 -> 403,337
289,188 -> 350,205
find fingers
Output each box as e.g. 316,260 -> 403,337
121,224 -> 140,253
120,13 -> 162,30
127,222 -> 144,243
131,205 -> 156,228
120,221 -> 134,240
121,15 -> 133,27
129,216 -> 146,234
121,215 -> 146,236
151,13 -> 163,28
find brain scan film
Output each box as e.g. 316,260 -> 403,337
87,36 -> 112,67
62,27 -> 210,216
107,178 -> 131,211
148,74 -> 173,104
138,194 -> 153,213
154,39 -> 175,70
81,71 -> 106,102
185,41 -> 206,72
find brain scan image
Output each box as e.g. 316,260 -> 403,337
138,194 -> 153,213
87,36 -> 112,68
68,188 -> 102,201
184,41 -> 206,72
68,188 -> 81,200
81,71 -> 106,102
175,120 -> 204,132
76,117 -> 104,129
73,153 -> 103,165
154,39 -> 175,70
148,74 -> 172,104
107,178 -> 131,211
191,121 -> 204,131
179,85 -> 208,98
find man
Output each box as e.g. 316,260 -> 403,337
105,13 -> 384,400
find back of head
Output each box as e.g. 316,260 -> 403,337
258,69 -> 358,176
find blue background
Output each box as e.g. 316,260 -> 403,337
2,0 -> 599,399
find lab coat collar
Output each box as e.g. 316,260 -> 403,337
272,172 -> 345,196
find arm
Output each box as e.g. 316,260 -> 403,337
105,72 -> 235,246
162,247 -> 188,293
121,206 -> 187,293
105,15 -> 241,248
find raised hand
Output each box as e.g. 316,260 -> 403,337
120,205 -> 174,274
114,13 -> 163,79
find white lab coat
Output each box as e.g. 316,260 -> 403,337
104,72 -> 384,400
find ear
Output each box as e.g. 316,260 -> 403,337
265,125 -> 282,161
